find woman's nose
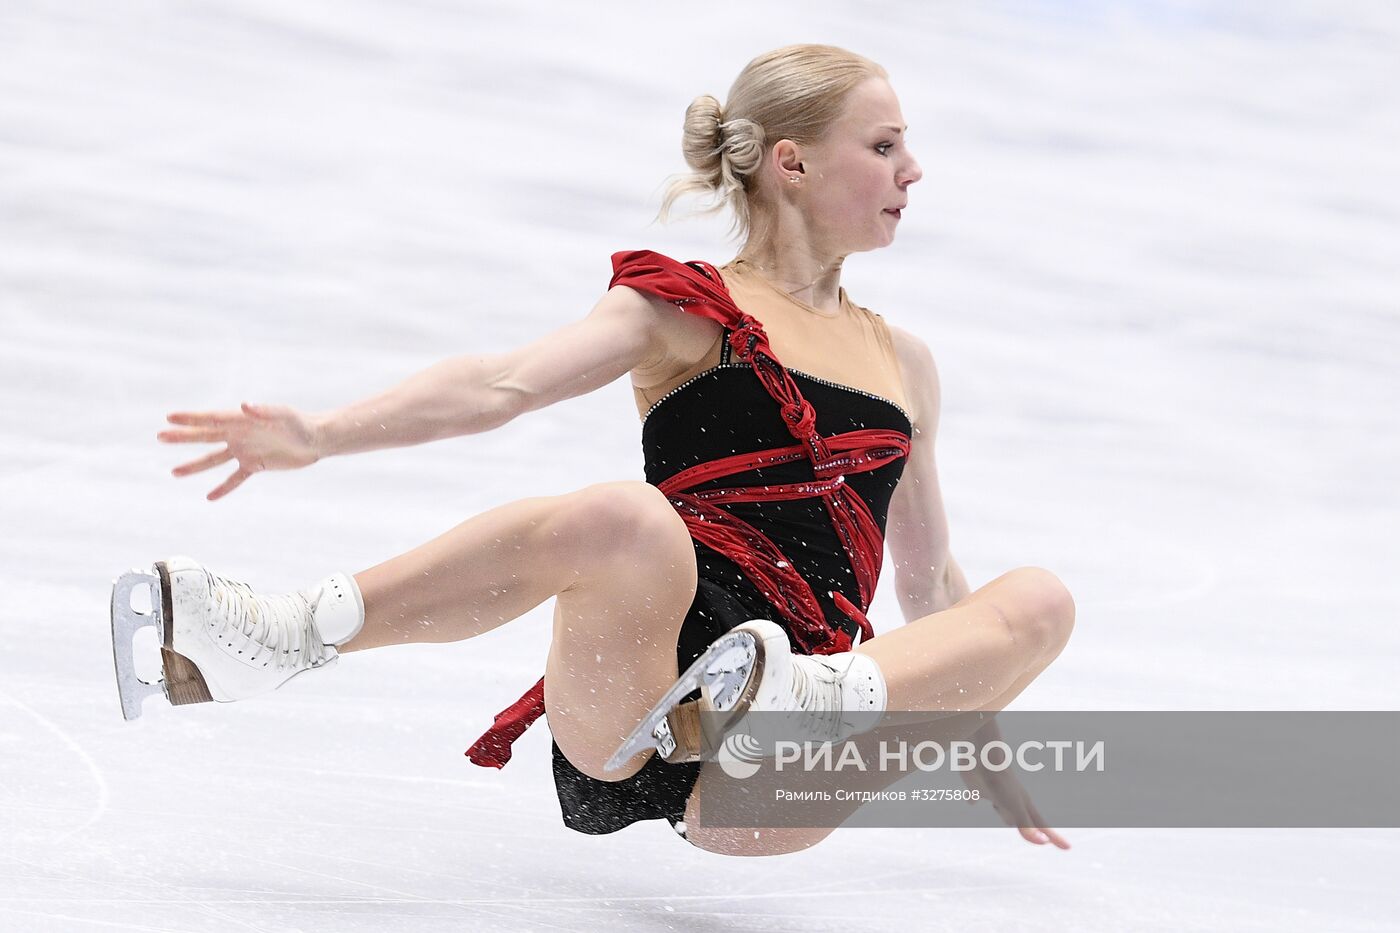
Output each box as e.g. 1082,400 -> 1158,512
901,154 -> 923,186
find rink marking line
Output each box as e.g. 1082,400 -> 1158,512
276,843 -> 533,897
0,691 -> 109,844
267,777 -> 563,830
735,824 -> 1105,899
0,908 -> 197,933
0,892 -> 1022,906
0,798 -> 536,843
0,853 -> 277,933
250,854 -> 578,933
253,762 -> 517,790
0,900 -> 903,933
270,840 -> 840,926
0,901 -> 903,931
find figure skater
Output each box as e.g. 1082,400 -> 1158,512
113,44 -> 1074,855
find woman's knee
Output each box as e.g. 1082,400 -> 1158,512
550,724 -> 648,784
1007,566 -> 1075,656
551,481 -> 689,568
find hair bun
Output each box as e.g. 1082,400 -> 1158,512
681,94 -> 725,173
716,117 -> 764,179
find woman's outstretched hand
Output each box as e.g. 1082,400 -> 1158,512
961,761 -> 1072,850
158,402 -> 321,500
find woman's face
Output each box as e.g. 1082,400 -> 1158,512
800,78 -> 922,255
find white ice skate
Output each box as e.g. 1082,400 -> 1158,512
605,619 -> 887,772
110,556 -> 364,720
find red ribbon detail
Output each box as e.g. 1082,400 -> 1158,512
465,677 -> 545,768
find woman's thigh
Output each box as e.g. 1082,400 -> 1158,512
544,481 -> 700,782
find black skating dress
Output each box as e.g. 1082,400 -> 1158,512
467,251 -> 913,836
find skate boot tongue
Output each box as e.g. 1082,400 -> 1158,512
780,656 -> 842,742
778,653 -> 878,745
738,620 -> 887,745
206,569 -> 325,670
303,573 -> 365,646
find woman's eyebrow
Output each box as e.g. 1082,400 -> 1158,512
876,124 -> 907,134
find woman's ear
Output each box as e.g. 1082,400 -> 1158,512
772,139 -> 805,177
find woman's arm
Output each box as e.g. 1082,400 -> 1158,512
314,285 -> 668,455
884,324 -> 969,620
885,329 -> 1068,849
162,285 -> 670,499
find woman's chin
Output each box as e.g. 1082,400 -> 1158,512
860,233 -> 898,253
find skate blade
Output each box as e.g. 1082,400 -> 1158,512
604,629 -> 759,773
110,570 -> 166,720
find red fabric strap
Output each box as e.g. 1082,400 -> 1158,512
610,251 -> 833,459
465,676 -> 545,768
467,251 -> 908,768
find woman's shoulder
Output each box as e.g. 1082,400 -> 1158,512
884,322 -> 935,372
883,322 -> 938,429
845,294 -> 905,348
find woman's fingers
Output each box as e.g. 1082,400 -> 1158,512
1017,824 -> 1069,848
166,410 -> 243,426
172,447 -> 234,477
207,467 -> 252,501
1028,802 -> 1071,849
161,410 -> 250,443
962,768 -> 1065,850
160,406 -> 285,498
158,426 -> 229,444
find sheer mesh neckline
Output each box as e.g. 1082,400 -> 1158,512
725,259 -> 850,320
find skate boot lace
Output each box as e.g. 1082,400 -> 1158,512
204,569 -> 326,671
785,655 -> 846,744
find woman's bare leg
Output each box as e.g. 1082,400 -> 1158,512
541,484 -> 697,781
343,496 -> 585,652
684,566 -> 1075,856
861,566 -> 1075,713
340,481 -> 699,782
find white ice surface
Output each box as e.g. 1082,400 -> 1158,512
2,1 -> 1398,930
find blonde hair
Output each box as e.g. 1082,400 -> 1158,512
657,44 -> 888,242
